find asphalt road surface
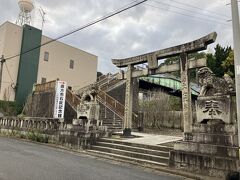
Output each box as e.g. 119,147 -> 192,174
0,137 -> 184,180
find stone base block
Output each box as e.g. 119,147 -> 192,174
192,132 -> 238,146
169,150 -> 239,178
174,141 -> 239,158
192,123 -> 237,134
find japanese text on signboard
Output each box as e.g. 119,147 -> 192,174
54,81 -> 67,118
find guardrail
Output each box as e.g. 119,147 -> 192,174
0,117 -> 61,132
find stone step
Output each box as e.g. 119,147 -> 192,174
103,118 -> 122,120
102,124 -> 122,127
102,120 -> 123,123
174,141 -> 239,158
96,141 -> 169,157
105,128 -> 122,131
102,123 -> 122,125
106,131 -> 122,134
103,124 -> 122,127
104,124 -> 122,126
102,120 -> 122,122
102,121 -> 122,125
100,115 -> 122,120
99,111 -> 118,115
169,150 -> 239,173
192,132 -> 238,146
100,138 -> 172,152
91,145 -> 169,164
106,127 -> 122,131
99,108 -> 122,119
103,122 -> 122,125
87,150 -> 168,167
101,117 -> 122,119
100,115 -> 122,119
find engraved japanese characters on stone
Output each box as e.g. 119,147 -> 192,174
203,100 -> 222,116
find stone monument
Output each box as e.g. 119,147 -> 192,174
73,85 -> 102,133
169,67 -> 239,179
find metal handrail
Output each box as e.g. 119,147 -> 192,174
66,89 -> 81,110
97,89 -> 124,119
97,89 -> 138,120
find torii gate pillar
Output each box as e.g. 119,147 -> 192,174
123,65 -> 134,136
180,53 -> 193,139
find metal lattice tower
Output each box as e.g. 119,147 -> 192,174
16,0 -> 34,26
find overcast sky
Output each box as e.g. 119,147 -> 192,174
0,0 -> 235,73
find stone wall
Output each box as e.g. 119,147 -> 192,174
0,117 -> 106,149
142,111 -> 183,129
24,90 -> 77,124
25,91 -> 55,118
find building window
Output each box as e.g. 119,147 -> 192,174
41,78 -> 46,84
70,59 -> 74,69
44,51 -> 49,61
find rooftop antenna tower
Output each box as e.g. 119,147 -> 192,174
39,7 -> 46,30
16,0 -> 34,26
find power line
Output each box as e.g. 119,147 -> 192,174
5,0 -> 147,61
150,0 -> 229,21
144,3 -> 230,26
167,0 -> 230,18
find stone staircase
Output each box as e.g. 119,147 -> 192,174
71,73 -> 138,133
94,73 -> 126,132
88,138 -> 172,167
68,73 -> 126,133
99,104 -> 123,132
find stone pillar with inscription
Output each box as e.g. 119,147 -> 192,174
169,67 -> 239,179
123,65 -> 134,136
180,53 -> 193,139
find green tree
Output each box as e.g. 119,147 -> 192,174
164,52 -> 206,82
221,50 -> 235,78
207,44 -> 232,77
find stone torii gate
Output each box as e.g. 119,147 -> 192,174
112,32 -> 217,138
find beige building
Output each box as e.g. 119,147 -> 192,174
0,21 -> 98,104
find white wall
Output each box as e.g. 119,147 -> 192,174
0,22 -> 22,101
38,36 -> 98,90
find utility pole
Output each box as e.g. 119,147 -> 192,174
0,55 -> 5,92
231,0 -> 240,157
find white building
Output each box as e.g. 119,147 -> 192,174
0,21 -> 98,104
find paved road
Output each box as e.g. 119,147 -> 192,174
0,137 -> 184,180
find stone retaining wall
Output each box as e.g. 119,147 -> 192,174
0,117 -> 106,149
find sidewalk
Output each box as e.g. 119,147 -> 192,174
113,132 -> 183,146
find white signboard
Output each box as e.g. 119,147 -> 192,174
53,81 -> 67,118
